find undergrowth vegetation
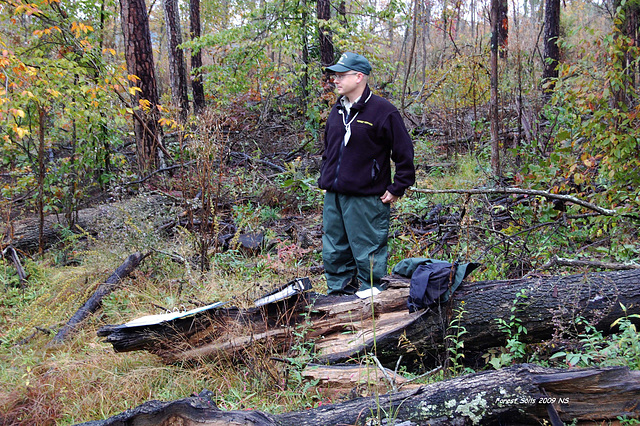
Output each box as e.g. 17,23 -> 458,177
2,97 -> 640,424
1,133 -> 638,424
1,1 -> 640,424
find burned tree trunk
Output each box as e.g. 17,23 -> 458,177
542,0 -> 560,100
97,279 -> 313,360
97,269 -> 640,368
163,0 -> 189,121
189,0 -> 205,113
381,268 -> 640,367
75,364 -> 640,425
3,195 -> 171,253
52,252 -> 146,343
119,0 -> 161,170
316,0 -> 333,69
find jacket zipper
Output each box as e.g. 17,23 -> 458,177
330,90 -> 373,189
332,110 -> 347,188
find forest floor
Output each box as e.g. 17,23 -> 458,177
1,107 -> 639,425
0,135 -> 476,425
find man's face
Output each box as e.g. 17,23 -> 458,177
333,71 -> 362,98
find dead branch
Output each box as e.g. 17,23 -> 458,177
230,151 -> 285,173
51,252 -> 147,344
533,255 -> 640,273
411,187 -> 618,216
2,245 -> 28,286
124,160 -> 197,186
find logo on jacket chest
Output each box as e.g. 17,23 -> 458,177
356,119 -> 373,126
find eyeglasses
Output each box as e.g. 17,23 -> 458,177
332,72 -> 359,81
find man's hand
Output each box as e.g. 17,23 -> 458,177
380,191 -> 399,204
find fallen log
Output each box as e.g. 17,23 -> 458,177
74,364 -> 640,425
97,278 -> 314,359
51,252 -> 146,344
97,269 -> 640,367
2,245 -> 28,286
382,267 -> 640,368
2,195 -> 172,253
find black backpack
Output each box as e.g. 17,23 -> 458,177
392,258 -> 480,313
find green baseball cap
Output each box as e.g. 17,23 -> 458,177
326,52 -> 371,75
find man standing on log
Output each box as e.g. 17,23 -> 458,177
319,52 -> 415,295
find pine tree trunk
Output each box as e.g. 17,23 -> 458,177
497,0 -> 508,58
613,0 -> 640,108
163,0 -> 190,121
119,0 -> 160,171
189,0 -> 206,114
316,0 -> 333,69
490,0 -> 501,177
542,0 -> 560,101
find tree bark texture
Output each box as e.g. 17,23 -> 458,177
119,0 -> 160,170
75,365 -> 640,425
489,0 -> 501,177
2,195 -> 170,253
401,0 -> 418,113
189,0 -> 205,114
316,0 -> 333,69
300,0 -> 310,102
37,105 -> 46,255
97,269 -> 640,368
51,252 -> 145,344
163,0 -> 189,121
386,269 -> 640,367
497,0 -> 508,58
542,0 -> 560,100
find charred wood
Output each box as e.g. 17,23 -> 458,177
3,195 -> 173,253
75,364 -> 640,425
51,252 -> 146,344
97,269 -> 640,369
2,245 -> 28,286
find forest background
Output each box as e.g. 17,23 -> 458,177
1,0 -> 639,423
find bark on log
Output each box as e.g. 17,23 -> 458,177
2,245 -> 28,286
97,269 -> 640,368
74,364 -> 640,425
2,195 -> 171,253
52,252 -> 146,344
97,289 -> 311,359
390,268 -> 640,368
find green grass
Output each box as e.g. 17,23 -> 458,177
0,192 -> 328,425
2,150 -> 639,425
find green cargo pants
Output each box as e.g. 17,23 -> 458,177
322,191 -> 390,294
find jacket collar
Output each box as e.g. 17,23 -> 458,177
337,84 -> 372,113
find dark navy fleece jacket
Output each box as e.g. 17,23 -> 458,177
318,85 -> 415,197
